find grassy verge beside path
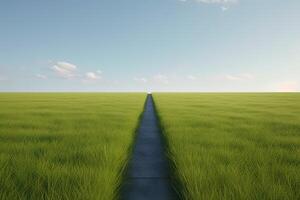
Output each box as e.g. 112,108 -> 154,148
154,93 -> 300,200
0,93 -> 146,200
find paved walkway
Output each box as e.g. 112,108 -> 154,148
121,94 -> 176,200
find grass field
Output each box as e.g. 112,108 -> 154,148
153,93 -> 300,200
0,93 -> 146,200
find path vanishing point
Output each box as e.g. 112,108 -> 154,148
121,94 -> 177,200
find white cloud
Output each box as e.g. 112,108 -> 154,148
187,75 -> 197,80
36,74 -> 47,79
224,73 -> 254,81
180,0 -> 238,10
85,72 -> 101,80
225,75 -> 243,81
195,0 -> 237,4
50,61 -> 103,82
153,74 -> 169,84
180,0 -> 238,4
56,62 -> 76,71
278,81 -> 299,92
221,6 -> 229,11
51,61 -> 77,79
134,77 -> 148,83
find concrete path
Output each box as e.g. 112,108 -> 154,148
121,94 -> 176,200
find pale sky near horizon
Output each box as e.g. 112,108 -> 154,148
0,0 -> 299,92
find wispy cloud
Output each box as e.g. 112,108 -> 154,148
199,0 -> 237,3
179,0 -> 238,10
153,74 -> 169,84
187,75 -> 197,80
221,6 -> 229,11
180,0 -> 238,4
224,73 -> 254,81
35,74 -> 47,79
51,61 -> 77,79
84,70 -> 102,81
134,77 -> 148,83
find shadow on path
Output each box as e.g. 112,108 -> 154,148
120,94 -> 177,200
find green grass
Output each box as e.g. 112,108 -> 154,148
0,93 -> 146,200
153,93 -> 300,200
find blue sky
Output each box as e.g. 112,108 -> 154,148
0,0 -> 299,92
